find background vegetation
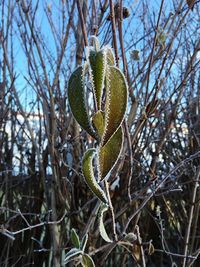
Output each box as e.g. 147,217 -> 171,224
0,0 -> 200,266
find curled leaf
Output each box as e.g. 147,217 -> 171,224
71,228 -> 80,249
81,254 -> 95,267
98,204 -> 112,243
64,248 -> 83,264
102,66 -> 128,145
99,126 -> 123,180
89,50 -> 106,110
82,149 -> 108,204
68,65 -> 96,139
90,35 -> 100,52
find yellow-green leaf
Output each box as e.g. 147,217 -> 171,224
81,254 -> 95,267
102,66 -> 128,145
68,65 -> 96,139
106,46 -> 116,66
92,111 -> 105,139
82,149 -> 108,204
148,242 -> 155,255
99,126 -> 123,180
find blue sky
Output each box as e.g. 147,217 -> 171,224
1,0 -> 199,112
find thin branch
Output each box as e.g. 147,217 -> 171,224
109,0 -> 119,64
145,0 -> 165,104
76,0 -> 88,47
182,167 -> 200,267
105,181 -> 118,241
135,225 -> 146,267
1,212 -> 68,241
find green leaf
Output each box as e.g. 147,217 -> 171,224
89,49 -> 106,110
82,149 -> 108,204
80,234 -> 88,252
98,204 -> 112,243
81,254 -> 95,267
102,66 -> 128,146
68,65 -> 96,139
99,126 -> 123,180
64,248 -> 83,264
106,46 -> 116,66
71,228 -> 80,249
92,111 -> 105,139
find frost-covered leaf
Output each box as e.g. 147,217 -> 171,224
80,234 -> 88,252
64,248 -> 83,264
98,204 -> 112,243
90,35 -> 100,52
82,149 -> 108,204
106,46 -> 116,66
124,232 -> 137,243
81,254 -> 95,267
71,228 -> 80,249
92,111 -> 105,139
102,66 -> 128,145
99,126 -> 123,180
89,49 -> 106,110
68,65 -> 96,139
